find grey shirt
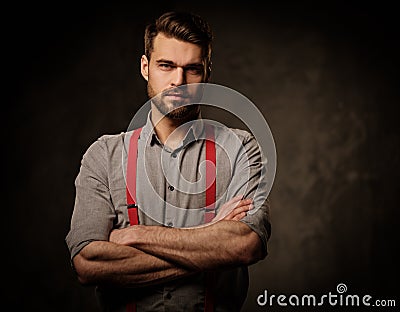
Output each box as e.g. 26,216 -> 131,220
66,114 -> 271,312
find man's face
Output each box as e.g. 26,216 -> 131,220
141,33 -> 206,119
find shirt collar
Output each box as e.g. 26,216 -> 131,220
140,110 -> 205,148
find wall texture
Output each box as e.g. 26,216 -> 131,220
5,2 -> 399,311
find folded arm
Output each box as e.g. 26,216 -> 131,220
109,196 -> 264,271
72,196 -> 254,287
111,220 -> 263,271
72,240 -> 193,288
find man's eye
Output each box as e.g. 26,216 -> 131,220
159,64 -> 174,70
185,67 -> 203,75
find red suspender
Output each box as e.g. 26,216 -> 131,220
204,124 -> 216,224
126,128 -> 142,227
126,128 -> 142,312
125,125 -> 216,312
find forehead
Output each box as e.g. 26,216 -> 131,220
152,33 -> 203,64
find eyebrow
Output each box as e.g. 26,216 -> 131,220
156,59 -> 203,67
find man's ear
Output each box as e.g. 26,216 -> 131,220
141,55 -> 149,81
204,62 -> 212,82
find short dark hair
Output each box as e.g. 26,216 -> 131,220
144,11 -> 213,79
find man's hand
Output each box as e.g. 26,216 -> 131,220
110,226 -> 138,246
213,195 -> 253,222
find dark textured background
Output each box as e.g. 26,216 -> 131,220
4,1 -> 399,311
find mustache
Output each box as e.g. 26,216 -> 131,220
161,87 -> 191,97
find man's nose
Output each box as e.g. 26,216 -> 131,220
171,67 -> 186,86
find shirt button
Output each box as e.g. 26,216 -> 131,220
171,153 -> 177,158
168,185 -> 174,191
165,292 -> 172,299
167,222 -> 173,227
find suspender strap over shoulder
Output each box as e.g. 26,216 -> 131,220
204,123 -> 216,224
126,127 -> 142,226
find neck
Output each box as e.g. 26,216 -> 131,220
150,104 -> 197,149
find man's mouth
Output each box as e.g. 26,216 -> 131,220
163,91 -> 189,101
164,90 -> 186,96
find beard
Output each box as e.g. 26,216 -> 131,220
147,82 -> 200,120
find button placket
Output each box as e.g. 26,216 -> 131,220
164,147 -> 180,230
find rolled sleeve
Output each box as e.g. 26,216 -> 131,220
226,130 -> 272,256
240,198 -> 271,257
65,136 -> 116,259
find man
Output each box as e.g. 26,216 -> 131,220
66,11 -> 271,312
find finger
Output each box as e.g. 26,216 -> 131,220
232,203 -> 252,216
219,196 -> 243,213
232,211 -> 247,221
241,198 -> 253,205
109,231 -> 118,243
223,199 -> 251,213
232,204 -> 250,215
217,197 -> 252,221
224,204 -> 252,220
223,195 -> 244,207
233,199 -> 253,209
